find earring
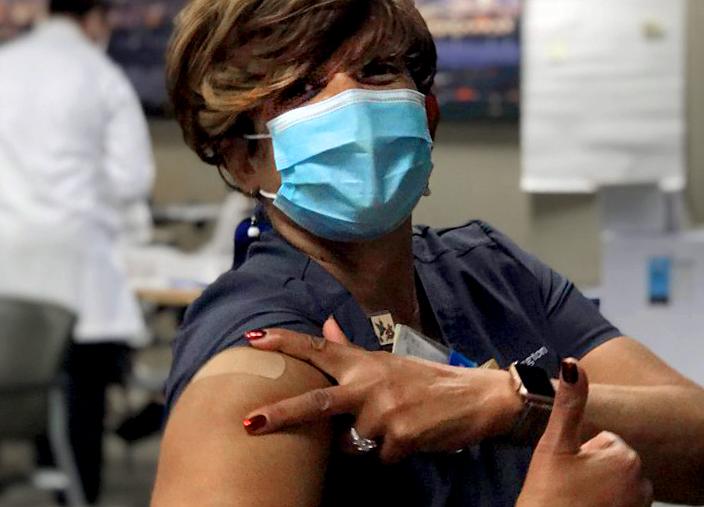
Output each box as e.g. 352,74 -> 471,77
246,189 -> 260,238
247,214 -> 261,238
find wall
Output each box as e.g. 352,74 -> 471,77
418,0 -> 703,287
149,0 -> 703,289
413,123 -> 601,287
687,0 -> 704,223
150,118 -> 602,286
149,120 -> 228,206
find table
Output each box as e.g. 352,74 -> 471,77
134,287 -> 203,308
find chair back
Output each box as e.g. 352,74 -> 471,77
0,297 -> 75,438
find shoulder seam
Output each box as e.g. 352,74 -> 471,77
478,225 -> 544,289
414,220 -> 495,264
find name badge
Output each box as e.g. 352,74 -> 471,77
369,311 -> 396,347
392,324 -> 477,368
391,324 -> 449,363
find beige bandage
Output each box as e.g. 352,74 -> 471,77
191,347 -> 287,384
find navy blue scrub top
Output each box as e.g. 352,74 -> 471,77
165,220 -> 621,507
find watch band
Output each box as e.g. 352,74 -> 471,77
507,362 -> 554,446
508,399 -> 552,447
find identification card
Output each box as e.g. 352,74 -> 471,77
391,324 -> 450,364
391,324 -> 477,369
369,311 -> 396,347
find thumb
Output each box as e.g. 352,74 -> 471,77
535,358 -> 589,454
323,316 -> 351,346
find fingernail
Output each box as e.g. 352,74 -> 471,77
243,414 -> 267,433
561,360 -> 579,384
310,334 -> 326,351
244,329 -> 267,341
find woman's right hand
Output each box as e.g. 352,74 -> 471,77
243,318 -> 523,463
517,359 -> 653,507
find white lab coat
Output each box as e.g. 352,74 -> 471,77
0,17 -> 155,345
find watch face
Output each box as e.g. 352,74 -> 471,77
514,363 -> 555,398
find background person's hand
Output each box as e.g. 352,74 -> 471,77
243,318 -> 522,463
517,359 -> 653,507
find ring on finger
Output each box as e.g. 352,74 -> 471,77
349,427 -> 378,453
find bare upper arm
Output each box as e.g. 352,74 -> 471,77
151,347 -> 333,507
581,336 -> 699,387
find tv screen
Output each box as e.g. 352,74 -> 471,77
0,0 -> 182,114
0,0 -> 521,119
416,0 -> 521,120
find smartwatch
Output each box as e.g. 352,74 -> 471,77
507,362 -> 555,446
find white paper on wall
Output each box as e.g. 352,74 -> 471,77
521,0 -> 686,193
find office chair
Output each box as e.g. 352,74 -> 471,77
0,297 -> 85,506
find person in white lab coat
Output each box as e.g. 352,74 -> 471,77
0,0 -> 155,502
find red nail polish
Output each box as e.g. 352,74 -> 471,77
561,360 -> 579,384
243,414 -> 267,433
244,329 -> 267,341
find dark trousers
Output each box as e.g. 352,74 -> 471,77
37,341 -> 131,504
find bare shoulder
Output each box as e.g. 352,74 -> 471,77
152,347 -> 332,507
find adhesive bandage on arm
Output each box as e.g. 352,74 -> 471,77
191,347 -> 287,384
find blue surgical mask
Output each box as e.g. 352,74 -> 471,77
249,88 -> 433,242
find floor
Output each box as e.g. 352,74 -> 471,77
0,435 -> 159,507
0,303 -> 179,507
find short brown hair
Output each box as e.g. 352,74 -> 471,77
166,0 -> 437,165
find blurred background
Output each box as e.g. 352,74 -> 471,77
0,0 -> 702,505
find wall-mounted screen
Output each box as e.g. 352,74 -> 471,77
416,0 -> 521,120
107,0 -> 183,114
0,0 -> 182,114
1,0 -> 521,119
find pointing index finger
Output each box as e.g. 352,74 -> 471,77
244,327 -> 357,380
244,384 -> 364,434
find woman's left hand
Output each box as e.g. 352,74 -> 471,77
242,318 -> 521,463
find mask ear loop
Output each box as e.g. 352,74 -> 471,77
241,132 -> 276,202
215,126 -> 271,189
423,94 -> 438,198
259,189 -> 277,200
423,161 -> 434,197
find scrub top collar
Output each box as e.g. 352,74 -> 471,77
249,228 -> 470,356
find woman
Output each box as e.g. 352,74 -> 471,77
152,0 -> 704,505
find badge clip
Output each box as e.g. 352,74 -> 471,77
369,311 -> 395,347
